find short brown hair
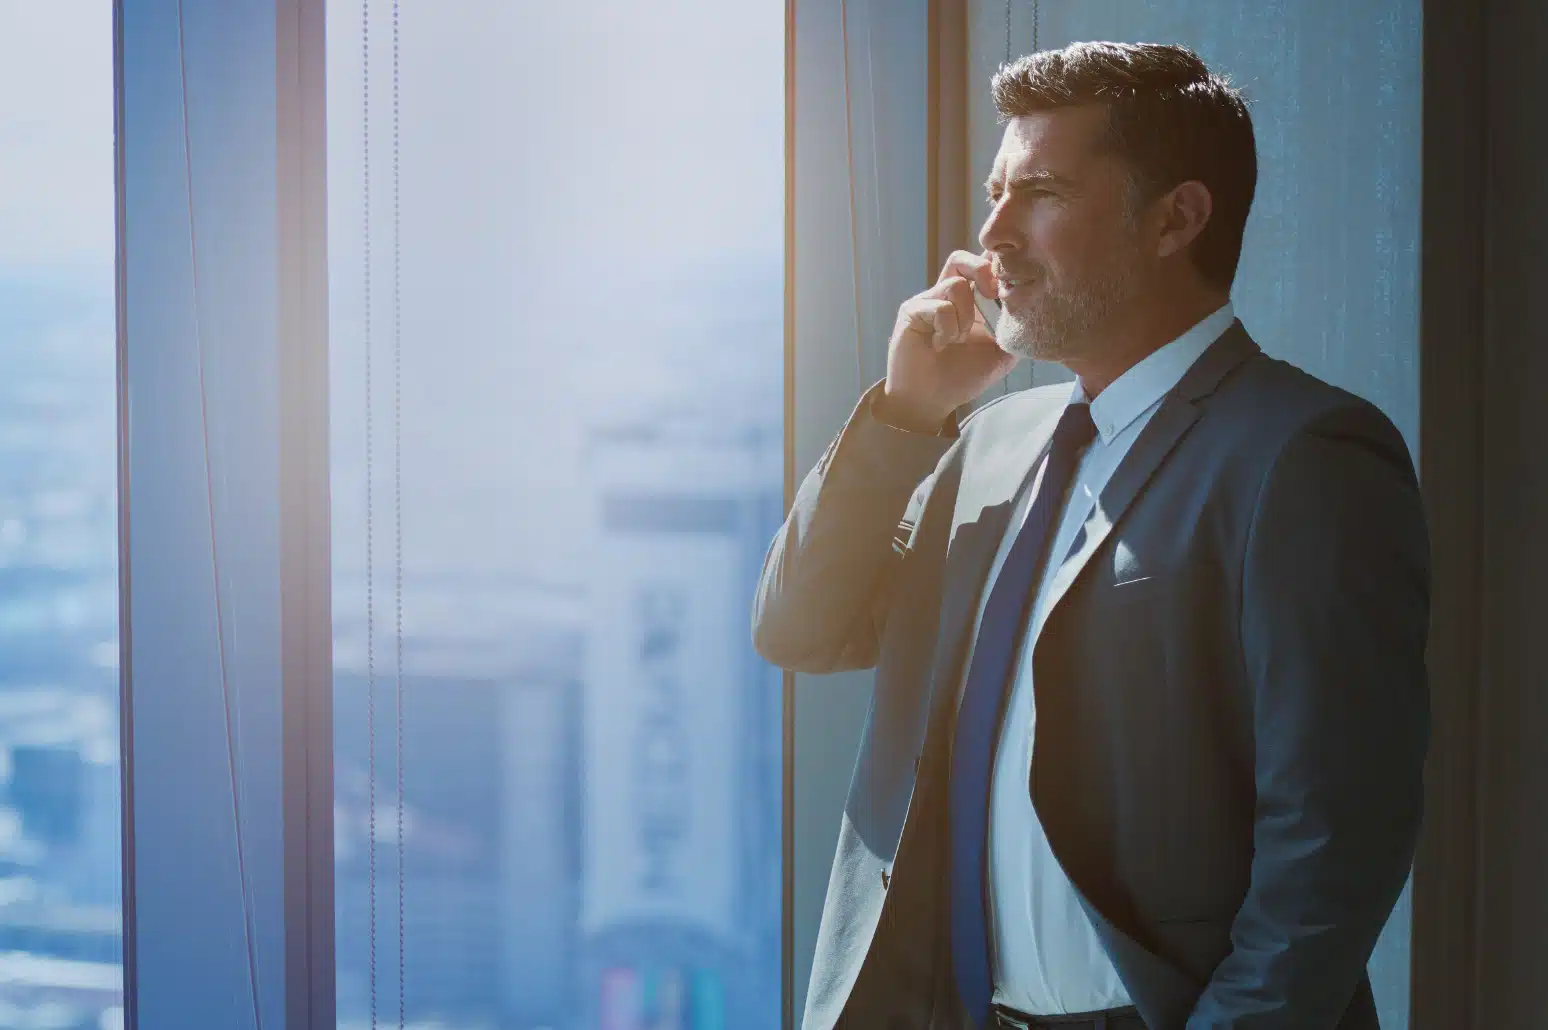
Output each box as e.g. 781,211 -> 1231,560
991,42 -> 1257,290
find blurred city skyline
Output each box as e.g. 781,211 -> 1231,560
326,2 -> 786,1027
0,0 -> 788,1026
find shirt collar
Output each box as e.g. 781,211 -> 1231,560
1069,300 -> 1237,445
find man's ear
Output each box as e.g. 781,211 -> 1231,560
1154,180 -> 1213,259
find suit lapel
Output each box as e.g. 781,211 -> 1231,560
926,399 -> 1064,718
926,321 -> 1261,722
1028,396 -> 1201,649
1030,321 -> 1261,652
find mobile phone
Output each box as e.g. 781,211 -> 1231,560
972,284 -> 1001,338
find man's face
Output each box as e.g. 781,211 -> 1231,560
979,104 -> 1152,364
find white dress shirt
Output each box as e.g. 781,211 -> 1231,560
974,301 -> 1238,1015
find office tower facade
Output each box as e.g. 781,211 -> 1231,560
577,415 -> 783,1030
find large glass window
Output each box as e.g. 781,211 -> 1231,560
0,3 -> 124,1029
327,4 -> 785,1028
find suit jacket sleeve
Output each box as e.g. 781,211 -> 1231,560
1185,402 -> 1431,1029
751,380 -> 959,674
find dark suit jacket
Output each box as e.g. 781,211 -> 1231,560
753,323 -> 1430,1030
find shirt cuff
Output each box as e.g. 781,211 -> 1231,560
865,381 -> 962,438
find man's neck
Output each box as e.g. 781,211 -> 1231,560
1067,290 -> 1230,399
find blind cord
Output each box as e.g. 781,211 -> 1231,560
362,1 -> 377,1025
176,1 -> 264,1026
364,2 -> 406,1025
392,1 -> 406,1026
839,0 -> 866,393
1006,0 -> 1041,62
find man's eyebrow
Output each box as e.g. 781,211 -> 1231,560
983,170 -> 1076,194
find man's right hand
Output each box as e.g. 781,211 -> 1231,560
876,250 -> 1020,432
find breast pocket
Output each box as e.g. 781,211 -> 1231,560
1107,573 -> 1162,598
1095,539 -> 1218,612
1098,528 -> 1210,611
1099,569 -> 1176,610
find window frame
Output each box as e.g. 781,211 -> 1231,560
115,1 -> 333,1027
784,1 -> 943,1025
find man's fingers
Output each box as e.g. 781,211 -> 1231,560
903,297 -> 962,349
935,249 -> 997,299
924,299 -> 962,349
932,277 -> 979,342
941,277 -> 978,340
935,249 -> 990,287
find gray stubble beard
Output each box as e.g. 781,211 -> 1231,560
994,257 -> 1140,365
998,186 -> 1149,365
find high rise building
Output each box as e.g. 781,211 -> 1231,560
577,413 -> 782,1030
333,580 -> 584,1029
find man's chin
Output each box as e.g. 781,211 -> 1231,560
997,322 -> 1066,363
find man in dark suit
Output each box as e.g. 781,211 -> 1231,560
753,41 -> 1429,1030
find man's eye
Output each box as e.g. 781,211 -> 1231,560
987,189 -> 1051,205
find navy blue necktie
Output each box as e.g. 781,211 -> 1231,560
949,402 -> 1096,1027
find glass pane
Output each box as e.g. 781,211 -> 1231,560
968,4 -> 1421,1027
0,3 -> 125,1029
327,4 -> 786,1029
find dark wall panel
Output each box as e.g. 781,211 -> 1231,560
1475,0 -> 1548,1020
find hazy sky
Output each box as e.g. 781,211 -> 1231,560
0,0 -> 787,586
325,0 -> 787,583
0,1 -> 115,287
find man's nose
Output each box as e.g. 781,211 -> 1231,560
978,203 -> 1016,254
